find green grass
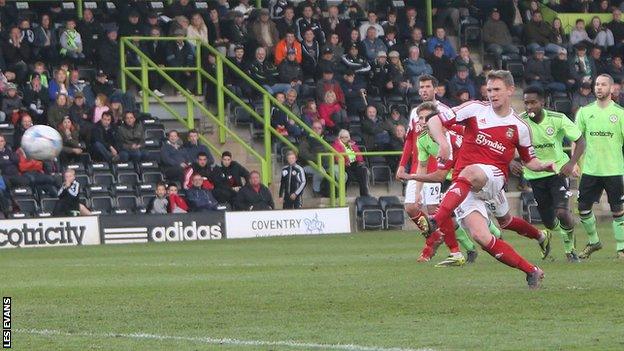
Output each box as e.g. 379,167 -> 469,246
1,223 -> 624,351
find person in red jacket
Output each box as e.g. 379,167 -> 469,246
274,30 -> 303,65
16,147 -> 58,196
318,90 -> 348,133
332,129 -> 369,196
167,183 -> 188,213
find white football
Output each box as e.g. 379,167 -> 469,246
21,125 -> 63,161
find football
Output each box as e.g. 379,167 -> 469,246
21,125 -> 63,161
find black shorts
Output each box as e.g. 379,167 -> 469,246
441,180 -> 452,193
578,174 -> 624,213
529,175 -> 571,226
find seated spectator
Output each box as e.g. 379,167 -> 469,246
279,150 -> 306,209
296,4 -> 325,44
271,93 -> 303,138
13,113 -> 32,149
220,151 -> 249,190
275,30 -> 302,65
569,44 -> 596,86
454,46 -> 476,79
109,95 -> 125,123
611,80 -> 624,105
300,28 -> 320,79
299,121 -> 327,196
587,16 -> 614,52
251,9 -> 279,53
387,51 -> 414,94
552,48 -> 575,90
404,46 -> 432,86
332,129 -> 369,196
402,27 -> 427,60
551,17 -> 568,49
118,111 -> 148,163
52,169 -> 91,216
609,9 -> 624,53
23,75 -> 48,124
382,26 -> 400,54
160,130 -> 190,183
278,48 -> 303,94
449,65 -> 477,99
3,27 -> 32,85
187,13 -> 209,46
429,44 -> 455,84
187,173 -> 219,212
59,19 -> 85,61
166,183 -> 188,213
321,5 -> 349,43
68,69 -> 95,106
371,51 -> 394,95
57,116 -> 85,165
276,6 -> 297,39
570,18 -> 591,48
271,0 -> 290,19
91,112 -> 120,162
427,27 -> 455,58
1,83 -> 22,124
361,26 -> 387,62
17,145 -> 58,197
91,70 -> 115,98
572,81 -> 596,116
388,124 -> 406,171
341,70 -> 367,115
455,89 -> 470,105
341,43 -> 371,83
318,90 -> 348,133
183,152 -> 214,190
361,105 -> 391,151
184,129 -> 213,165
483,8 -> 519,60
284,89 -> 301,116
399,7 -> 424,41
609,55 -> 624,82
69,92 -> 93,142
146,182 -> 169,214
359,10 -> 384,39
525,48 -> 566,93
301,99 -> 322,127
249,47 -> 290,95
591,47 -> 608,75
385,108 -> 408,132
48,68 -> 72,101
0,135 -> 30,190
47,93 -> 70,128
316,45 -> 338,78
321,33 -> 344,63
237,170 -> 274,210
524,11 -> 563,55
91,93 -> 110,124
315,69 -> 345,106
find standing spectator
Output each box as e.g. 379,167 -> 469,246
166,183 -> 188,213
274,30 -> 302,65
187,173 -> 219,212
296,4 -> 325,44
59,19 -> 85,62
332,129 -> 369,196
275,6 -> 297,39
371,51 -> 393,96
427,27 -> 455,58
78,9 -> 103,64
301,29 -> 320,79
160,130 -> 190,183
183,152 -> 214,190
220,151 -> 249,189
279,150 -> 306,209
91,112 -> 120,162
524,48 -> 566,93
404,46 -> 432,84
146,182 -> 168,214
237,171 -> 274,210
207,8 -> 229,55
361,26 -> 386,62
23,74 -> 49,124
184,129 -> 214,165
298,121 -> 326,195
571,82 -> 596,116
142,27 -> 167,98
96,28 -> 120,80
524,11 -> 563,55
187,13 -> 209,45
483,8 -> 519,61
118,111 -> 148,163
1,83 -> 22,124
251,9 -> 279,54
429,44 -> 455,83
166,33 -> 196,92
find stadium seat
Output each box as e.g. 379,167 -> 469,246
233,105 -> 252,125
91,196 -> 114,215
355,196 -> 384,230
379,196 -> 405,229
145,129 -> 166,141
39,197 -> 59,217
90,174 -> 114,195
139,161 -> 160,174
114,162 -> 137,176
115,196 -> 139,214
141,194 -> 155,213
75,174 -> 91,193
65,163 -> 87,174
142,171 -> 164,185
13,198 -> 38,218
11,187 -> 34,199
89,162 -> 111,175
118,172 -> 140,187
144,138 -> 162,150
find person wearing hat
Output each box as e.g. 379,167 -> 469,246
482,7 -> 519,61
552,48 -> 575,90
321,32 -> 344,63
525,46 -> 566,93
251,8 -> 279,54
274,30 -> 302,65
449,64 -> 477,100
340,70 -> 367,115
361,26 -> 387,62
315,68 -> 345,106
569,43 -> 597,86
316,46 -> 339,78
341,42 -> 371,83
1,83 -> 22,124
92,70 -> 114,98
371,51 -> 394,95
95,26 -> 120,80
23,73 -> 49,125
428,43 -> 455,83
278,47 -> 303,94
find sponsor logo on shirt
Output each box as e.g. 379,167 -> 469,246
589,131 -> 614,137
506,127 -> 514,139
475,133 -> 507,153
534,143 -> 555,149
609,114 -> 618,123
546,126 -> 555,136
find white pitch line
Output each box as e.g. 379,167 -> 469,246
16,328 -> 435,351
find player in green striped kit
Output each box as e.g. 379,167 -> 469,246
574,74 -> 624,259
514,86 -> 586,262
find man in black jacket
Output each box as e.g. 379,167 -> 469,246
278,48 -> 303,93
78,8 -> 104,64
96,28 -> 120,81
249,46 -> 291,94
91,112 -> 120,162
298,121 -> 328,195
220,151 -> 249,189
0,134 -> 29,189
237,171 -> 274,211
279,150 -> 306,209
166,33 -> 196,91
142,26 -> 168,96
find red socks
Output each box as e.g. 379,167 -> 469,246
421,230 -> 442,259
481,237 -> 535,274
433,177 -> 472,223
439,218 -> 460,253
502,216 -> 543,241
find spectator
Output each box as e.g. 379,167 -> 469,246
169,15 -> 190,36
3,26 -> 32,84
59,19 -> 85,61
233,0 -> 254,19
358,10 -> 384,39
454,46 -> 476,79
571,82 -> 596,116
186,173 -> 220,212
341,43 -> 370,83
274,30 -> 302,65
332,129 -> 369,196
183,152 -> 214,190
237,170 -> 274,210
68,92 -> 93,145
524,11 -> 562,55
91,112 -> 120,162
300,29 -> 320,79
337,0 -> 365,20
0,134 -> 29,190
91,93 -> 110,124
316,46 -> 339,78
299,121 -> 327,195
570,18 -> 592,47
551,17 -> 567,49
48,69 -> 72,101
249,47 -> 290,94
321,5 -> 349,42
166,33 -> 195,92
385,107 -> 408,132
275,6 -> 297,39
284,89 -> 301,116
220,151 -> 249,190
381,10 -> 399,35
47,93 -> 70,128
524,47 -> 566,93
142,27 -> 168,98
402,27 -> 427,59
427,27 -> 455,58
96,28 -> 120,80
552,48 -> 575,90
296,4 -> 325,44
118,111 -> 148,163
187,13 -> 209,46
57,116 -> 84,165
271,0 -> 290,19
370,51 -> 393,95
609,9 -> 624,53
429,44 -> 455,83
388,124 -> 406,170
91,70 -> 114,98
251,9 -> 279,53
611,80 -> 624,105
166,0 -> 194,18
301,99 -> 321,127
340,70 -> 367,115
225,11 -> 249,55
184,129 -> 214,165
591,46 -> 608,76
146,182 -> 169,214
483,8 -> 519,60
361,105 -> 391,151
278,48 -> 303,93
52,168 -> 91,216
23,74 -> 48,124
344,28 -> 364,54
388,51 -> 413,94
207,8 -> 229,55
16,145 -> 58,197
68,69 -> 95,106
166,183 -> 188,213
119,11 -> 143,37
587,16 -> 614,52
318,90 -> 347,133
1,83 -> 22,124
361,26 -> 386,62
315,69 -> 345,106
382,26 -> 400,54
78,9 -> 103,63
13,113 -> 32,149
271,93 -> 303,138
160,130 -> 190,183
404,46 -> 432,84
399,7 -> 424,41
279,150 -> 306,209
30,62 -> 50,88
609,55 -> 624,82
569,44 -> 596,86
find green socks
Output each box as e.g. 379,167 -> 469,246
553,220 -> 575,253
488,220 -> 501,238
580,212 -> 600,245
614,216 -> 624,252
455,225 -> 476,252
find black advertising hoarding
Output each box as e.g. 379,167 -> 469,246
99,212 -> 225,244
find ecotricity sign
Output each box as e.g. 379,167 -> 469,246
99,213 -> 225,244
225,208 -> 351,239
0,216 -> 100,249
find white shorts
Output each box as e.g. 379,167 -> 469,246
454,164 -> 507,220
404,180 -> 442,206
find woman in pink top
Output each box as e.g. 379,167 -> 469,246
91,93 -> 110,124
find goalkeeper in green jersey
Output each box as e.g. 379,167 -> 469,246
574,74 -> 624,259
513,86 -> 586,262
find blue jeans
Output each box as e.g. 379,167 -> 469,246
119,148 -> 149,163
527,43 -> 564,56
23,172 -> 58,196
93,142 -> 114,162
263,83 -> 294,95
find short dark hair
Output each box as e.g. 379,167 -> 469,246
197,152 -> 208,159
418,74 -> 439,87
188,128 -> 199,135
101,111 -> 113,119
167,182 -> 178,189
222,151 -> 232,158
523,85 -> 545,99
156,181 -> 167,189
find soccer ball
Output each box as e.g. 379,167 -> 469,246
21,125 -> 63,161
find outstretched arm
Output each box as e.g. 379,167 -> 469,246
427,116 -> 451,162
524,158 -> 556,173
409,169 -> 450,183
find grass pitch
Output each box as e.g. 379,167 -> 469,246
1,224 -> 624,351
